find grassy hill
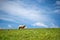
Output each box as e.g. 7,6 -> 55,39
0,28 -> 60,40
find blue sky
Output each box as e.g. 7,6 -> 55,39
0,0 -> 60,29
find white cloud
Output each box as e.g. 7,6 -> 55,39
56,1 -> 60,5
0,0 -> 56,28
36,0 -> 45,3
1,1 -> 53,22
32,22 -> 48,28
53,1 -> 60,14
32,22 -> 59,28
0,17 -> 16,22
8,25 -> 12,28
53,9 -> 60,14
1,1 -> 41,21
0,0 -> 59,28
55,6 -> 60,9
1,1 -> 52,22
50,23 -> 59,28
0,0 -> 4,2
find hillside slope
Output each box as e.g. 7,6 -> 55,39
0,28 -> 60,40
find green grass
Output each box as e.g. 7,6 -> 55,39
0,28 -> 60,40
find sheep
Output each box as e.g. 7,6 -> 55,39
18,25 -> 26,29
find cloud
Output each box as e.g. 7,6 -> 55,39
36,0 -> 45,3
1,1 -> 41,21
53,1 -> 60,14
51,1 -> 60,14
1,0 -> 59,28
0,0 -> 5,2
8,25 -> 12,28
53,9 -> 60,14
56,1 -> 60,5
32,22 -> 48,28
2,2 -> 54,22
1,1 -> 53,22
0,17 -> 16,22
32,22 -> 59,28
50,23 -> 59,28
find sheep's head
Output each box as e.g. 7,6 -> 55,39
23,25 -> 25,27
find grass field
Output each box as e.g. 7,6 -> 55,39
0,28 -> 60,40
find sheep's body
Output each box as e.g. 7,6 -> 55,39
18,25 -> 26,29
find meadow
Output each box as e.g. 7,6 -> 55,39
0,28 -> 60,40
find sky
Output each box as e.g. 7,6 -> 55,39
0,0 -> 60,29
